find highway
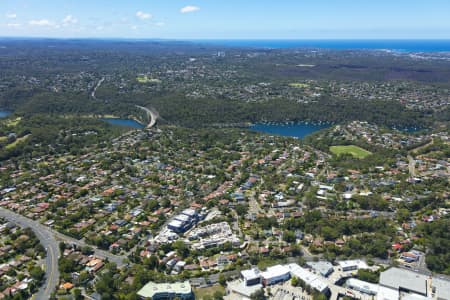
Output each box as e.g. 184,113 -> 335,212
0,207 -> 60,300
136,105 -> 158,128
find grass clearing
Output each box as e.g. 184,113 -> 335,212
194,285 -> 225,300
5,117 -> 21,127
136,75 -> 161,84
289,82 -> 310,88
330,145 -> 372,159
5,134 -> 30,150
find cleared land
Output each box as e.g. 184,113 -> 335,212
5,135 -> 31,150
194,285 -> 225,300
4,117 -> 21,127
289,82 -> 310,88
136,75 -> 161,84
330,145 -> 372,159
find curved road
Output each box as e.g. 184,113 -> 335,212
91,77 -> 105,100
0,207 -> 60,300
136,105 -> 158,128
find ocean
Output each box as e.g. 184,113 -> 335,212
191,39 -> 450,52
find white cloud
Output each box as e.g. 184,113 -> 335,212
29,19 -> 55,27
7,23 -> 21,28
131,25 -> 138,30
62,15 -> 78,26
136,11 -> 152,20
180,5 -> 200,14
6,13 -> 17,19
155,22 -> 165,27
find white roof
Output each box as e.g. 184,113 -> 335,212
433,277 -> 450,300
182,208 -> 197,217
137,281 -> 191,298
287,264 -> 328,293
401,294 -> 431,300
338,259 -> 369,269
319,184 -> 333,190
168,220 -> 183,228
379,268 -> 428,296
241,268 -> 260,280
261,265 -> 290,280
228,280 -> 263,298
175,261 -> 186,267
347,278 -> 379,294
174,214 -> 190,222
377,286 -> 399,300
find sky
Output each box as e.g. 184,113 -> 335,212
0,0 -> 450,39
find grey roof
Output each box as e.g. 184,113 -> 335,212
433,277 -> 450,300
306,261 -> 334,277
379,268 -> 428,296
228,279 -> 263,298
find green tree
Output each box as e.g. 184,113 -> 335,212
30,266 -> 45,282
250,289 -> 265,300
213,290 -> 224,300
72,288 -> 83,300
396,208 -> 411,223
218,274 -> 226,286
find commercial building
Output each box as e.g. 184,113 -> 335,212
167,219 -> 185,233
174,214 -> 191,223
181,208 -> 197,219
287,263 -> 329,294
306,261 -> 334,277
379,268 -> 429,297
137,281 -> 193,300
227,279 -> 263,300
346,278 -> 379,295
432,278 -> 450,300
167,209 -> 198,233
338,259 -> 369,272
189,222 -> 240,250
241,268 -> 261,286
260,265 -> 291,286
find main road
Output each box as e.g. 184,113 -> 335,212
0,207 -> 60,300
136,105 -> 158,128
408,155 -> 416,177
0,208 -> 127,299
50,230 -> 126,267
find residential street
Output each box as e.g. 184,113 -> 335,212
0,207 -> 60,300
0,207 -> 127,299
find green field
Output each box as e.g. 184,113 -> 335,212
136,75 -> 161,84
194,285 -> 225,300
330,145 -> 372,159
289,82 -> 310,88
5,135 -> 30,150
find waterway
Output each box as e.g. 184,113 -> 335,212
249,122 -> 331,139
0,110 -> 11,118
101,118 -> 145,129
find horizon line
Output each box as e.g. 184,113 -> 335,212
1,36 -> 450,41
